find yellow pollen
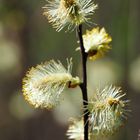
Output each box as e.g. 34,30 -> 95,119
34,73 -> 72,88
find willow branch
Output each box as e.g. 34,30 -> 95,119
77,25 -> 89,140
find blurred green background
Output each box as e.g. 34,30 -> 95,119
0,0 -> 140,140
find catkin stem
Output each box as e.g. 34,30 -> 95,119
77,25 -> 89,140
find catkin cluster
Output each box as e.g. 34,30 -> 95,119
22,0 -> 130,139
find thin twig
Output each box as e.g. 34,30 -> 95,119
77,25 -> 89,140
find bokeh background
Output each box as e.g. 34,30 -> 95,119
0,0 -> 140,140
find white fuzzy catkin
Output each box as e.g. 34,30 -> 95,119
67,119 -> 84,140
83,27 -> 112,60
22,59 -> 80,109
87,85 -> 130,136
43,0 -> 97,31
